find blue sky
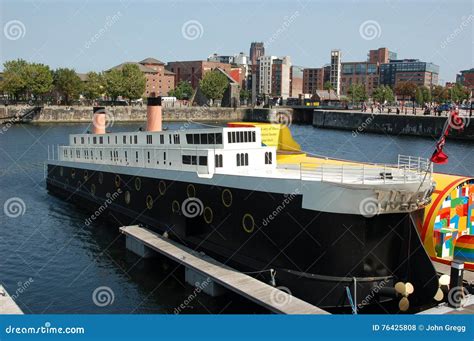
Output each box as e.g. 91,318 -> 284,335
0,0 -> 472,82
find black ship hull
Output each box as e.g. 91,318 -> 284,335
46,163 -> 439,311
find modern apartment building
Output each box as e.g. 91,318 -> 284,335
379,59 -> 439,88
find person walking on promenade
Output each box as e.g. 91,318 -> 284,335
396,107 -> 400,115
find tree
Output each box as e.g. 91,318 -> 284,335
323,81 -> 334,92
2,59 -> 29,101
347,84 -> 367,104
415,87 -> 424,106
450,83 -> 470,103
83,71 -> 104,102
54,68 -> 83,105
27,63 -> 53,101
432,85 -> 449,104
169,80 -> 193,100
199,70 -> 229,102
323,81 -> 334,101
240,89 -> 250,101
104,69 -> 123,101
395,82 -> 418,104
420,86 -> 432,103
121,64 -> 146,101
372,85 -> 395,104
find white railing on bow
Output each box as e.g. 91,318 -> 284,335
296,155 -> 431,185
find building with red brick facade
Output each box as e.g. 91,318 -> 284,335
165,61 -> 232,89
303,68 -> 325,95
340,62 -> 379,95
109,58 -> 175,97
457,68 -> 474,92
368,47 -> 397,65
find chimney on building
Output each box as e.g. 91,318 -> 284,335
146,96 -> 162,132
92,106 -> 106,134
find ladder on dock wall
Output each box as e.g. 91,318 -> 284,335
120,225 -> 329,315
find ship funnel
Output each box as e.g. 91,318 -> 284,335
92,106 -> 106,134
146,97 -> 162,132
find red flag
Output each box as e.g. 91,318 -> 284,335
430,110 -> 456,164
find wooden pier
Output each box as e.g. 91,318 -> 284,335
0,285 -> 23,314
120,225 -> 329,315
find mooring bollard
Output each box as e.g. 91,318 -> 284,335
448,260 -> 464,308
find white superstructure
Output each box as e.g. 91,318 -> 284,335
50,125 -> 434,215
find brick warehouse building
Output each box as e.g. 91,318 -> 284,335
165,61 -> 233,89
109,58 -> 175,97
303,68 -> 325,95
456,68 -> 474,92
340,61 -> 379,95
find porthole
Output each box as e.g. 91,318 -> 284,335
135,177 -> 142,191
98,172 -> 104,184
91,183 -> 96,196
242,213 -> 255,233
158,180 -> 166,195
187,184 -> 196,198
204,207 -> 213,224
146,195 -> 154,210
172,200 -> 180,213
71,169 -> 76,179
60,167 -> 64,177
84,170 -> 89,181
222,189 -> 233,208
124,191 -> 131,205
115,175 -> 121,188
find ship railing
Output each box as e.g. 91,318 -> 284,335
397,154 -> 432,173
297,155 -> 432,185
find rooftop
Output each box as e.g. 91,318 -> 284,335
139,57 -> 165,65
